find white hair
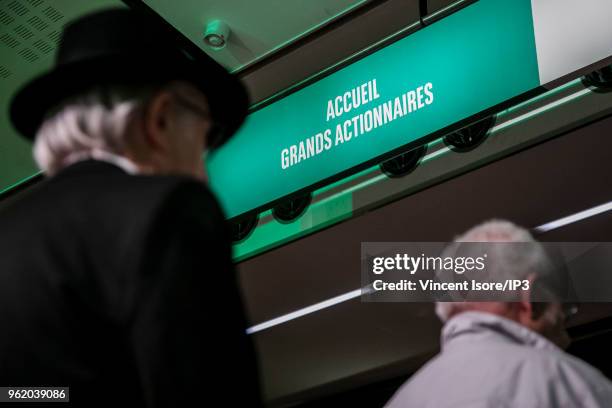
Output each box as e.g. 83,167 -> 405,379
33,84 -> 159,175
435,219 -> 554,322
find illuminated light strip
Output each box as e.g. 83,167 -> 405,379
246,289 -> 362,334
534,201 -> 612,233
0,171 -> 42,197
246,201 -> 612,334
422,146 -> 451,162
490,88 -> 591,133
425,0 -> 473,22
503,78 -> 582,115
319,146 -> 453,203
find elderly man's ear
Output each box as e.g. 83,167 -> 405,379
142,90 -> 177,152
516,274 -> 537,325
515,273 -> 570,348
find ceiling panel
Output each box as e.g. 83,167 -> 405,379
0,0 -> 125,193
241,0 -> 420,104
1,0 -> 422,193
142,0 -> 371,72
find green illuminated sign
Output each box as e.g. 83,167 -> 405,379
209,0 -> 612,219
208,0 -> 542,218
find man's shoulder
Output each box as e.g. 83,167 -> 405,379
518,348 -> 612,406
445,337 -> 609,386
538,347 -> 612,389
109,172 -> 217,212
0,161 -> 221,235
389,341 -> 612,408
51,160 -> 214,206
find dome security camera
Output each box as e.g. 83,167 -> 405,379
203,20 -> 230,50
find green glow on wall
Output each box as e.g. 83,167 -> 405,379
233,191 -> 354,262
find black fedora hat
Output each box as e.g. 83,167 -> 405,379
9,8 -> 249,148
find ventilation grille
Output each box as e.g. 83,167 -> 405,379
0,33 -> 20,48
0,10 -> 15,26
47,30 -> 60,44
32,38 -> 52,54
0,65 -> 12,79
26,0 -> 44,7
0,0 -> 71,82
42,6 -> 63,23
14,24 -> 34,40
26,15 -> 49,31
7,1 -> 29,17
18,47 -> 39,62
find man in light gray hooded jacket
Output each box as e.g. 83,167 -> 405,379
385,220 -> 612,408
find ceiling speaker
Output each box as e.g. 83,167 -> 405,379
272,193 -> 312,223
231,214 -> 259,243
583,65 -> 612,92
443,115 -> 496,152
380,144 -> 426,178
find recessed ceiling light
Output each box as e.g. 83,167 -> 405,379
203,20 -> 230,50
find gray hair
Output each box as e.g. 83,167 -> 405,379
33,84 -> 160,175
435,219 -> 557,322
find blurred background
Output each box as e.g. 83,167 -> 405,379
1,0 -> 612,406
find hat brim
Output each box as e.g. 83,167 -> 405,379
9,52 -> 249,148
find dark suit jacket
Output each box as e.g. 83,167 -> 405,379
0,160 -> 261,407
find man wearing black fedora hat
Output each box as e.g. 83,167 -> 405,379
1,7 -> 261,407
